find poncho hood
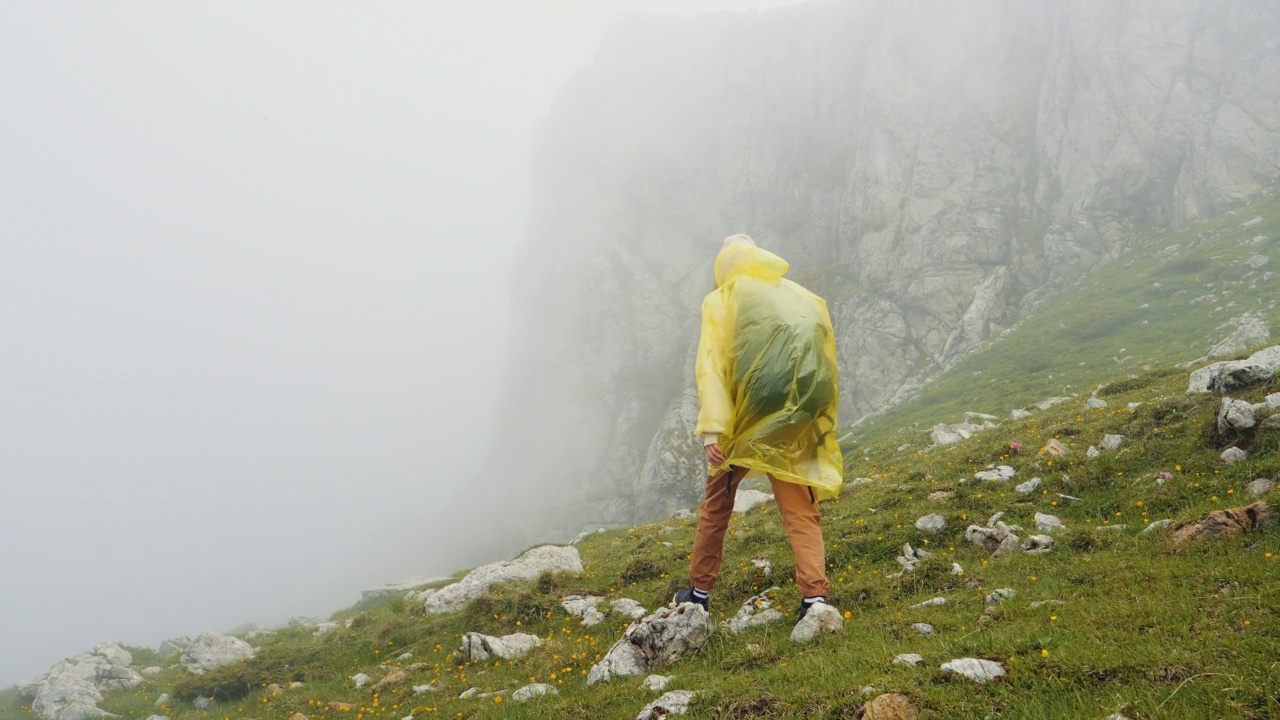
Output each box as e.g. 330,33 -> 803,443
715,243 -> 789,287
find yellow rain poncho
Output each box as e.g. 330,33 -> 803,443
695,243 -> 844,499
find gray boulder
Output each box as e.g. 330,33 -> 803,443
1086,397 -> 1108,410
974,465 -> 1015,482
425,545 -> 584,614
1015,478 -> 1042,494
1100,434 -> 1125,451
611,598 -> 648,619
892,653 -> 924,666
23,644 -> 142,720
636,690 -> 695,719
455,632 -> 541,662
155,637 -> 192,656
1219,398 -> 1257,432
1034,512 -> 1066,533
790,602 -> 843,644
1221,447 -> 1248,464
588,604 -> 713,685
941,658 -> 1006,683
1245,478 -> 1275,499
733,490 -> 773,513
179,632 -> 256,674
965,522 -> 1021,557
911,623 -> 934,636
914,514 -> 946,533
720,589 -> 783,635
640,675 -> 672,692
1189,346 -> 1280,393
511,683 -> 557,702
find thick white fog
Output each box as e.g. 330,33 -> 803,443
0,0 -> 807,688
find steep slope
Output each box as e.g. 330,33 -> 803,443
7,198 -> 1280,720
484,0 -> 1280,541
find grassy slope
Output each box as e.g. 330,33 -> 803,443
4,199 -> 1280,719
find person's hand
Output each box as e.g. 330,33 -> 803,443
704,442 -> 726,468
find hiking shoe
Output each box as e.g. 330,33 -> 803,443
795,596 -> 828,621
672,587 -> 709,611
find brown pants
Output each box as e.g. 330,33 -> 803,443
688,466 -> 831,598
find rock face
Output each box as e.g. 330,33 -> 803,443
720,589 -> 784,635
1219,398 -> 1258,432
588,604 -> 713,685
476,0 -> 1280,543
19,644 -> 143,720
1189,346 -> 1280,393
179,633 -> 255,675
424,546 -> 584,614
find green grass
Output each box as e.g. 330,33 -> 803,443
5,199 -> 1280,719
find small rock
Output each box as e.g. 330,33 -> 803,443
1011,409 -> 1032,421
371,669 -> 408,694
790,602 -> 843,643
914,514 -> 946,533
858,692 -> 921,720
456,689 -> 478,700
1245,478 -> 1275,498
1127,402 -> 1142,411
721,589 -> 784,634
1034,512 -> 1066,533
974,465 -> 1015,482
1029,600 -> 1066,609
1087,446 -> 1100,458
636,690 -> 695,719
985,588 -> 1016,604
180,632 -> 256,675
153,695 -> 169,709
927,491 -> 954,501
411,685 -> 437,694
733,490 -> 773,513
751,558 -> 773,576
1100,434 -> 1125,451
193,698 -> 215,711
1095,524 -> 1128,532
965,522 -> 1021,557
561,595 -> 602,617
977,605 -> 1000,627
1247,255 -> 1270,270
455,632 -> 542,662
511,684 -> 556,702
611,598 -> 648,619
1021,535 -> 1055,554
861,686 -> 880,697
396,652 -> 413,661
951,562 -> 965,576
910,597 -> 947,609
1105,714 -> 1133,720
640,675 -> 672,692
1142,519 -> 1172,533
940,658 -> 1006,683
351,674 -> 371,689
1087,397 -> 1108,410
911,623 -> 934,636
289,714 -> 309,720
140,667 -> 162,678
425,545 -> 585,614
1262,414 -> 1280,429
1015,478 -> 1042,494
1219,398 -> 1257,432
1038,438 -> 1069,456
581,607 -> 605,627
289,682 -> 304,689
1221,447 -> 1248,464
892,654 -> 924,667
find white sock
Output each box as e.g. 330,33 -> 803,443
692,588 -> 710,599
802,596 -> 826,605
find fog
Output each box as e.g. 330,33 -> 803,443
0,0 -> 807,687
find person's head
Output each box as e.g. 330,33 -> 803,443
722,233 -> 756,250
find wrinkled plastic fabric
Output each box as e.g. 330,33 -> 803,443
695,243 -> 843,499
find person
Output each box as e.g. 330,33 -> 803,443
672,234 -> 844,620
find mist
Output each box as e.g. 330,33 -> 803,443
0,0 -> 808,688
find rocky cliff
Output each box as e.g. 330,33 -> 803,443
480,0 -> 1280,546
